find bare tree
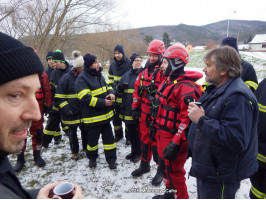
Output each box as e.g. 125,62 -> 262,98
0,0 -> 118,63
0,0 -> 27,22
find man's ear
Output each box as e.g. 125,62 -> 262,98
220,69 -> 228,76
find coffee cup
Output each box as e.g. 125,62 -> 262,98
53,182 -> 74,199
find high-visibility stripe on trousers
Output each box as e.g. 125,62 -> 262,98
84,122 -> 117,163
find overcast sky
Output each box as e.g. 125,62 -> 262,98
118,0 -> 266,28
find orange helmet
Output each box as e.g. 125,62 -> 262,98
147,40 -> 165,55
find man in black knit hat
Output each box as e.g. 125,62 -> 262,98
43,49 -> 71,148
0,32 -> 83,198
107,45 -> 131,143
45,51 -> 55,80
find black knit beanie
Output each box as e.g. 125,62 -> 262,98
83,53 -> 97,68
114,44 -> 124,56
46,51 -> 54,60
0,32 -> 44,86
52,49 -> 65,62
130,53 -> 141,65
221,37 -> 239,53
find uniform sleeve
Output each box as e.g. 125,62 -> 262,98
171,84 -> 201,145
75,77 -> 106,108
242,61 -> 258,93
49,71 -> 56,99
131,71 -> 142,109
115,78 -> 123,105
198,93 -> 255,153
55,77 -> 71,115
107,65 -> 114,90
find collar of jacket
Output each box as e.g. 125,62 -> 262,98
58,61 -> 70,72
84,66 -> 103,77
0,150 -> 8,159
203,78 -> 235,103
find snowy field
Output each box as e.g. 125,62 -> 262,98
8,51 -> 266,199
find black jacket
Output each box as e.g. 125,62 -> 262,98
241,60 -> 258,93
107,56 -> 131,93
50,62 -> 71,110
45,65 -> 54,80
117,67 -> 143,124
75,67 -> 114,126
0,152 -> 39,199
188,77 -> 259,183
255,78 -> 266,168
55,70 -> 82,126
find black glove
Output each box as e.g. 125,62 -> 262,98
163,141 -> 181,161
131,109 -> 140,120
66,109 -> 74,116
117,83 -> 129,93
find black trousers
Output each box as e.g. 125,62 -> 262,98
113,111 -> 129,140
85,123 -> 117,163
250,167 -> 266,199
196,178 -> 240,199
126,123 -> 141,156
43,111 -> 62,147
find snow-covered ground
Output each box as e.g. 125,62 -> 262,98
8,51 -> 266,199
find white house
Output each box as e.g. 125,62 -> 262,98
249,34 -> 266,51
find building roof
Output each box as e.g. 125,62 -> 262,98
249,34 -> 266,44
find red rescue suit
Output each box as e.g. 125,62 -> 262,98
155,71 -> 202,199
21,72 -> 52,153
132,65 -> 166,163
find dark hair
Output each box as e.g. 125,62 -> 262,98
204,46 -> 242,78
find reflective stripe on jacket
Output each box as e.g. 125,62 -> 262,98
75,67 -> 114,126
255,78 -> 266,168
55,70 -> 82,126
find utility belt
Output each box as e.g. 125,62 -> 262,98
138,84 -> 158,98
155,121 -> 180,135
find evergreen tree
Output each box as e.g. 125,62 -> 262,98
163,32 -> 171,48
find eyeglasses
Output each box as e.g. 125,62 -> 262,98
134,59 -> 142,63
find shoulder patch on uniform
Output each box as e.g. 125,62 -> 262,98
184,96 -> 194,105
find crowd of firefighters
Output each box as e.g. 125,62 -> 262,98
12,37 -> 266,199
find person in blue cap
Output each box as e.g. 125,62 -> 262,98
107,45 -> 131,143
221,37 -> 258,93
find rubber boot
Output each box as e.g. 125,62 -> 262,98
14,153 -> 25,172
131,161 -> 150,177
72,153 -> 79,161
33,151 -> 46,167
89,160 -> 97,168
126,152 -> 135,160
42,134 -> 53,148
125,139 -> 131,146
108,162 -> 118,170
115,132 -> 123,142
54,134 -> 62,145
152,187 -> 175,199
151,165 -> 163,186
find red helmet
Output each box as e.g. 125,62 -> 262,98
163,45 -> 189,64
147,40 -> 165,55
